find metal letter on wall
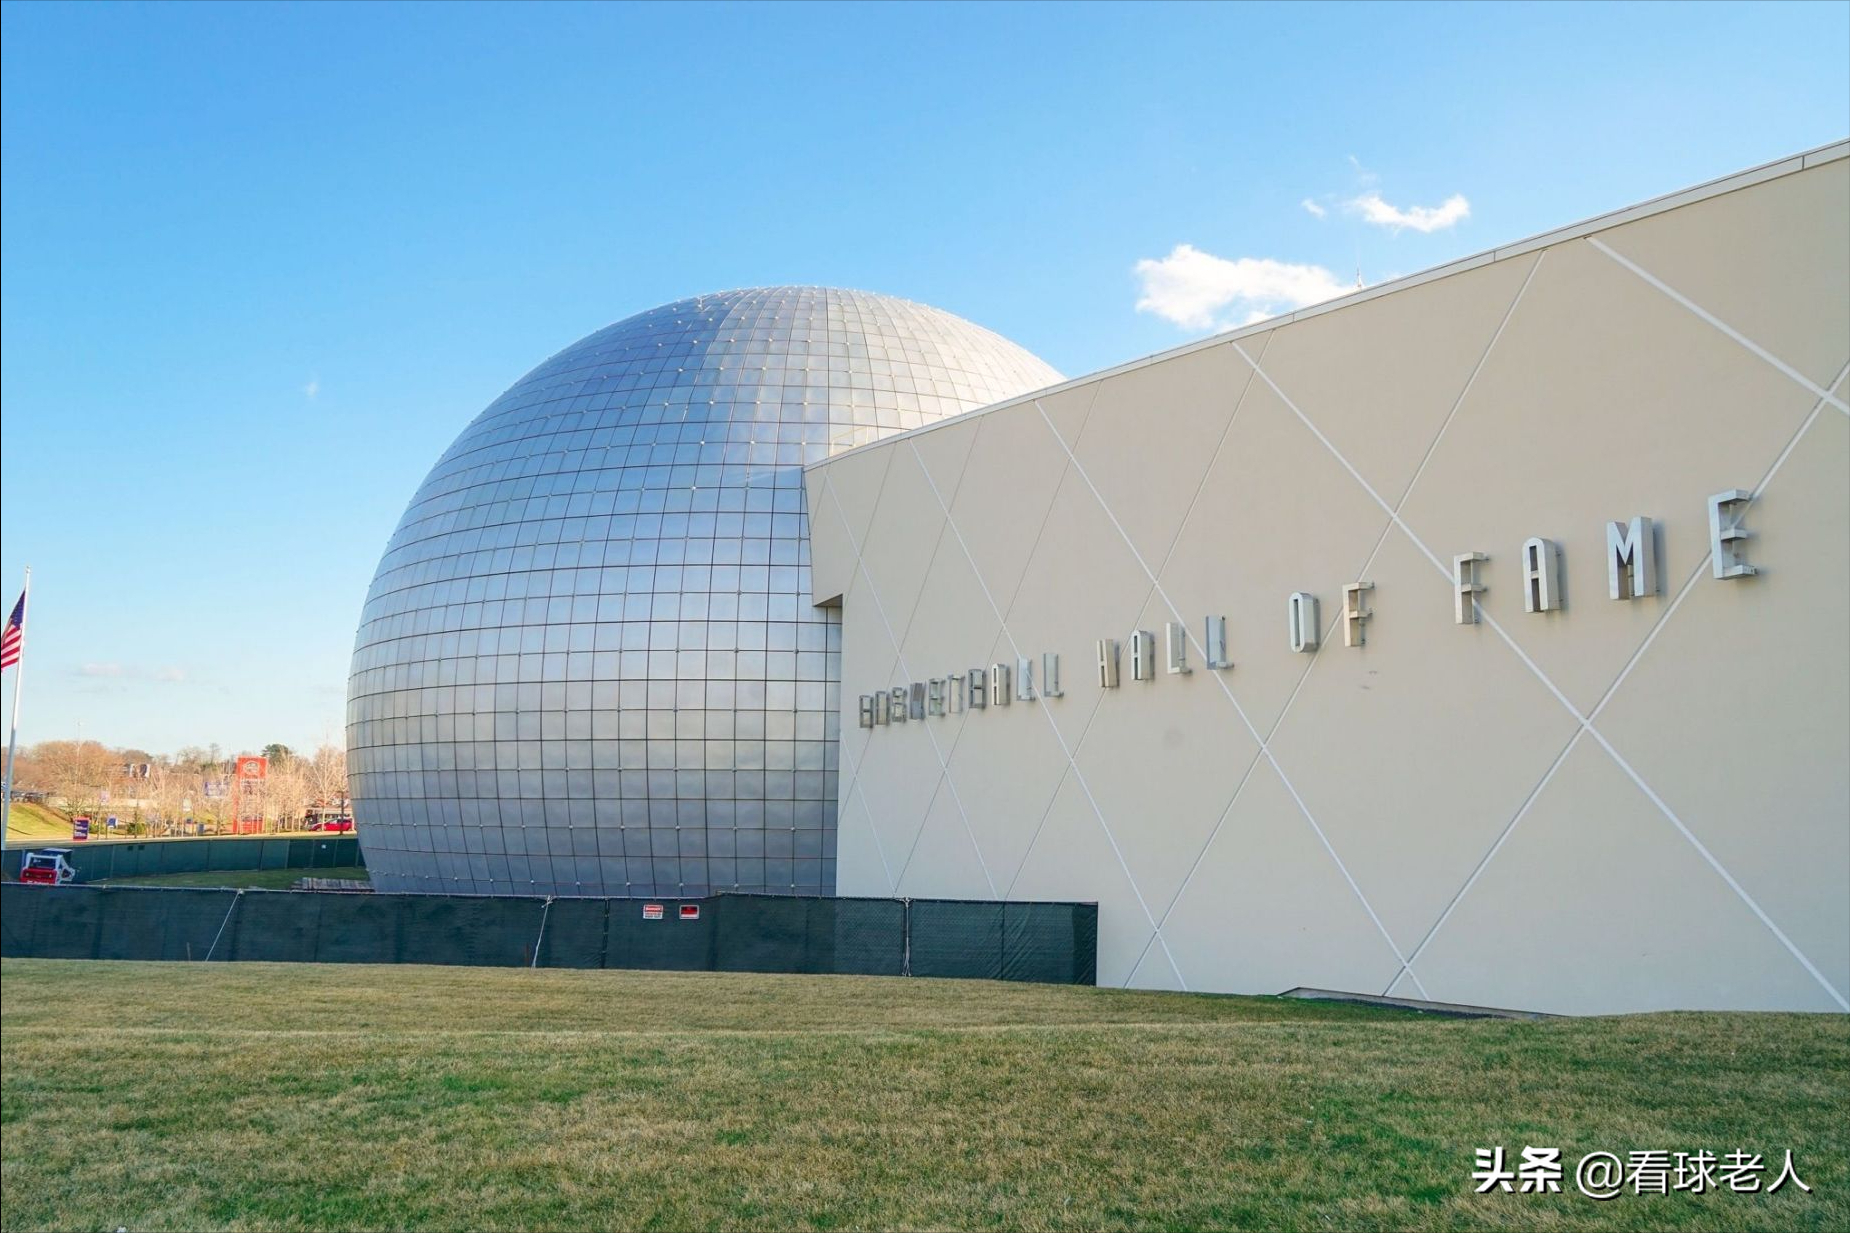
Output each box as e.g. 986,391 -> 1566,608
873,690 -> 889,725
1015,656 -> 1036,701
1708,489 -> 1756,579
1165,621 -> 1192,674
949,672 -> 966,714
1522,538 -> 1561,613
1342,582 -> 1374,648
1042,652 -> 1063,698
1287,592 -> 1320,653
858,695 -> 876,728
1130,630 -> 1155,681
1453,553 -> 1487,625
927,678 -> 944,716
890,687 -> 909,723
968,667 -> 987,709
990,662 -> 1011,707
909,682 -> 926,721
1097,639 -> 1120,689
1204,615 -> 1231,669
1607,517 -> 1657,600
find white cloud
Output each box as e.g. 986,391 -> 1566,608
1134,244 -> 1351,332
154,667 -> 187,683
1300,198 -> 1327,219
303,377 -> 320,399
77,662 -> 125,678
1348,191 -> 1470,234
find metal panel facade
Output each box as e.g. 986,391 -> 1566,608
350,288 -> 1060,897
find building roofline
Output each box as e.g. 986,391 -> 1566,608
808,137 -> 1849,468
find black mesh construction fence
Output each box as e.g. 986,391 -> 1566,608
0,884 -> 1097,985
1,836 -> 362,883
907,899 -> 1102,984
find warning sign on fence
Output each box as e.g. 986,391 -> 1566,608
679,905 -> 700,920
642,903 -> 664,920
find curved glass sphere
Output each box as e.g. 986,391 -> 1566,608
349,287 -> 1061,897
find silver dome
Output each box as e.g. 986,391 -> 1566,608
348,287 -> 1061,896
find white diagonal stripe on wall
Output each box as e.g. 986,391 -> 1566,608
827,473 -> 996,898
839,741 -> 897,894
1392,725 -> 1590,982
1137,254 -> 1547,990
901,436 -> 1187,987
963,374 -> 1186,918
874,426 -> 1094,894
1585,357 -> 1850,728
1001,671 -> 1121,891
1026,397 -> 1428,997
1588,237 -> 1849,416
831,455 -> 983,890
1141,338 -> 1269,581
821,470 -> 999,898
1370,252 -> 1546,528
1230,311 -> 1850,1010
1384,374 -> 1850,1007
823,474 -> 991,897
987,385 -> 1106,638
1116,493 -> 1373,981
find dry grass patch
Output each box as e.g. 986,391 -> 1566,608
1,959 -> 1844,1231
3,803 -> 72,843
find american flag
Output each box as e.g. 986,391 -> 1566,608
0,590 -> 22,671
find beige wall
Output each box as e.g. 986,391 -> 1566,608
806,147 -> 1850,1015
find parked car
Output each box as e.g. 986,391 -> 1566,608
323,817 -> 355,833
19,849 -> 77,885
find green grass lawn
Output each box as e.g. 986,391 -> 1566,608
0,961 -> 1843,1232
92,866 -> 370,890
4,802 -> 73,842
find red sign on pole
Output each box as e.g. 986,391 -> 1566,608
642,903 -> 664,920
233,756 -> 269,834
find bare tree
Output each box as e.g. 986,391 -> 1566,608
147,761 -> 199,836
8,744 -> 46,794
31,740 -> 115,814
9,738 -> 350,836
263,755 -> 311,832
306,743 -> 349,814
198,754 -> 237,835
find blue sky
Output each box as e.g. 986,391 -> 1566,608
2,0 -> 1845,756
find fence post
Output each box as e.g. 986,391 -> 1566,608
530,896 -> 554,969
307,884 -> 327,963
1000,901 -> 1009,982
203,889 -> 245,962
901,897 -> 912,977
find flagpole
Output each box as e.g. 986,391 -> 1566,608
1,567 -> 29,863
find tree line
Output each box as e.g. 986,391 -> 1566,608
7,740 -> 349,836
